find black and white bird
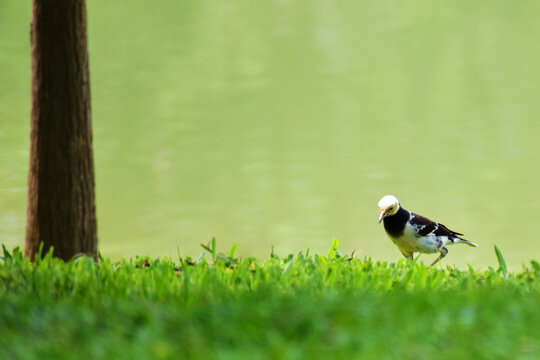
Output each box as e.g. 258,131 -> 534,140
378,195 -> 477,266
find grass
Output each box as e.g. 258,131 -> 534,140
0,239 -> 539,360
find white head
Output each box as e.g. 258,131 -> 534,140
378,195 -> 400,223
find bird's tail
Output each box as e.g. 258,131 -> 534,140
458,238 -> 478,247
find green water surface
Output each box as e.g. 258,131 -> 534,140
1,1 -> 539,268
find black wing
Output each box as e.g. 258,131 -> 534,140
435,223 -> 464,237
410,212 -> 464,238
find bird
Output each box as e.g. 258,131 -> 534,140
377,195 -> 477,266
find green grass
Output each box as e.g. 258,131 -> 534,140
0,240 -> 539,360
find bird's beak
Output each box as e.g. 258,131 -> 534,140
378,210 -> 386,224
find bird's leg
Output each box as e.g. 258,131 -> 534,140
402,255 -> 414,266
400,250 -> 414,263
430,247 -> 448,266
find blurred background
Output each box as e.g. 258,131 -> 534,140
1,1 -> 539,269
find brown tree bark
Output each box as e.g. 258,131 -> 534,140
25,0 -> 97,261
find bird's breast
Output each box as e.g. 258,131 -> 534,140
387,223 -> 440,254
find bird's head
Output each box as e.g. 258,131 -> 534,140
378,195 -> 400,223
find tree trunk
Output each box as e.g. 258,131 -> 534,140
25,0 -> 97,261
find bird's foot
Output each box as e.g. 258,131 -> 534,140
430,247 -> 448,266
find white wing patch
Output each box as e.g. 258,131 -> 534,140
409,213 -> 439,237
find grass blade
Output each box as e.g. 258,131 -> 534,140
494,245 -> 507,275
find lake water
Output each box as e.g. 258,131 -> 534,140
1,1 -> 540,268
